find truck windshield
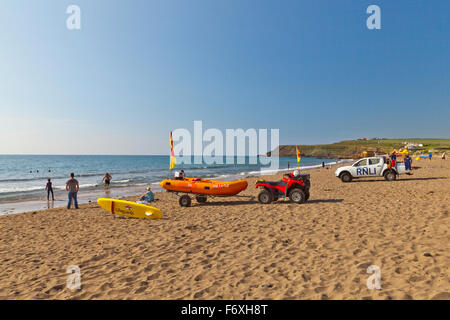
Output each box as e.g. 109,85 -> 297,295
354,159 -> 368,166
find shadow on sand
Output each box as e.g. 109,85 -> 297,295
351,176 -> 447,183
193,198 -> 344,207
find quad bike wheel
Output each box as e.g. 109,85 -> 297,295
258,190 -> 273,204
179,195 -> 192,207
288,188 -> 306,204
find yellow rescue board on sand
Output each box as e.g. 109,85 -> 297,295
97,198 -> 162,220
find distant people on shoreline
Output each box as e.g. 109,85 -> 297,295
66,173 -> 79,209
102,172 -> 112,188
174,170 -> 186,180
45,178 -> 55,201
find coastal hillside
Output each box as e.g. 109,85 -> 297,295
271,138 -> 450,159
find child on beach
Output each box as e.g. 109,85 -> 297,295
45,178 -> 55,201
138,186 -> 154,203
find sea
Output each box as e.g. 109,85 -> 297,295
0,155 -> 345,215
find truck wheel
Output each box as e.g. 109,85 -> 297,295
196,195 -> 207,203
258,190 -> 273,204
179,195 -> 192,207
384,171 -> 397,181
288,188 -> 306,204
305,191 -> 310,201
340,172 -> 352,183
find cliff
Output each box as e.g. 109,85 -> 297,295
269,138 -> 450,159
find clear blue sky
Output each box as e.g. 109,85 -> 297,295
0,0 -> 448,154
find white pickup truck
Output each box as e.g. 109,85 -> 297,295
335,156 -> 412,182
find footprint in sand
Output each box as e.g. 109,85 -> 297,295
194,274 -> 203,282
134,281 -> 148,294
146,273 -> 159,281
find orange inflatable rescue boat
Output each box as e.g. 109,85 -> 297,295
160,177 -> 248,196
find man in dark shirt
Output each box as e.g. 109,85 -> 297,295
66,173 -> 79,209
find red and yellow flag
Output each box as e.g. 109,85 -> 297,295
170,132 -> 176,170
296,146 -> 301,165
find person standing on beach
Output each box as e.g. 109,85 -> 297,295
66,173 -> 79,209
102,172 -> 112,188
45,178 -> 55,201
442,152 -> 446,160
390,151 -> 397,168
404,155 -> 412,171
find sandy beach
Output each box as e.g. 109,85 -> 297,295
0,158 -> 448,300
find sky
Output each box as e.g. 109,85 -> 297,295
0,0 -> 448,155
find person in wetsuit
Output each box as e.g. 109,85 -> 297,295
45,178 -> 55,201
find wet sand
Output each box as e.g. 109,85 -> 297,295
0,158 -> 449,299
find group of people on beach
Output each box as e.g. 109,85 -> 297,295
41,152 -> 446,210
44,172 -> 113,209
45,173 -> 81,209
44,171 -> 156,209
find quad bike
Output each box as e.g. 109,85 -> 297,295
255,172 -> 310,204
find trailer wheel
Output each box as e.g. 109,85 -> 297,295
258,190 -> 273,204
179,195 -> 192,207
340,172 -> 352,183
196,195 -> 207,203
384,170 -> 397,181
288,188 -> 306,204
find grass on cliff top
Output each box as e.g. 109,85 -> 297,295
278,138 -> 450,157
